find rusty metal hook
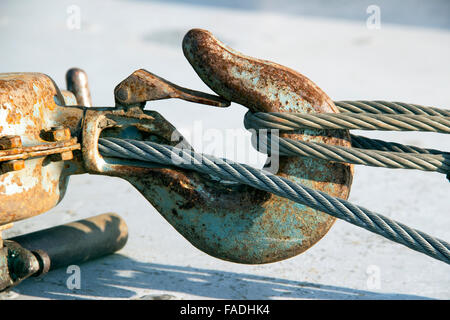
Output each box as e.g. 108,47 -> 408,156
81,29 -> 353,264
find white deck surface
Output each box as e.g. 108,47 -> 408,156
0,0 -> 449,299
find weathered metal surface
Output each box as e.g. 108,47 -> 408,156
0,73 -> 85,225
114,69 -> 230,108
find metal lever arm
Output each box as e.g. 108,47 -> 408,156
114,69 -> 230,108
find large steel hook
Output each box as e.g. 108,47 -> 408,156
83,29 -> 353,264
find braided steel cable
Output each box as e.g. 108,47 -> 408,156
255,135 -> 450,174
349,134 -> 446,155
244,101 -> 450,175
244,112 -> 450,133
334,101 -> 450,116
98,137 -> 450,264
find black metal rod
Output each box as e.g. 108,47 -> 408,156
9,213 -> 128,270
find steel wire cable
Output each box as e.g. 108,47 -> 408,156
349,134 -> 446,155
98,137 -> 450,265
252,134 -> 450,174
334,101 -> 450,116
245,112 -> 450,133
244,101 -> 450,175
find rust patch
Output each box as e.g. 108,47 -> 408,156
0,73 -> 84,224
6,109 -> 21,125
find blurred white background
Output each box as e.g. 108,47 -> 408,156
0,0 -> 449,299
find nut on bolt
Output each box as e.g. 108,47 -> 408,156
44,126 -> 71,142
0,135 -> 22,150
0,136 -> 24,172
50,151 -> 73,162
2,160 -> 25,172
44,127 -> 74,161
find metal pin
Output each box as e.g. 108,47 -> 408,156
66,68 -> 92,107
